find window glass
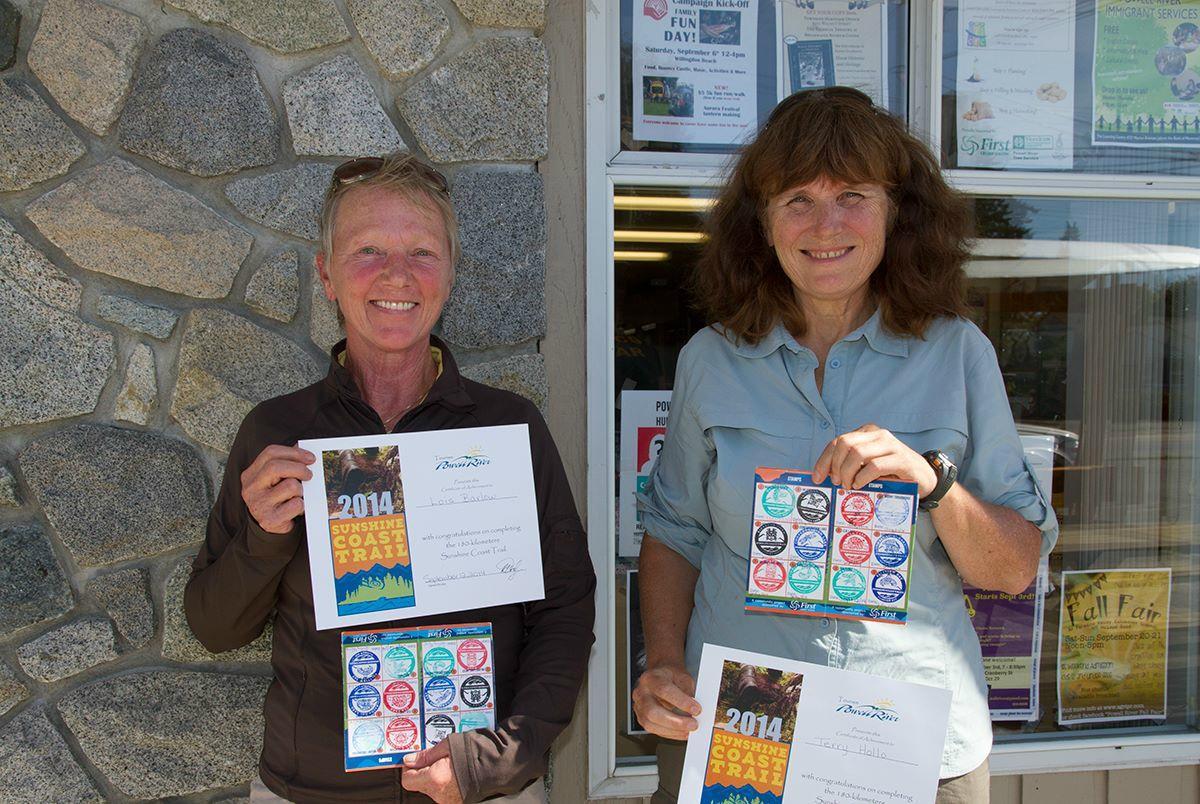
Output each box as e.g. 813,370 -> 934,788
611,188 -> 1200,761
941,0 -> 1200,175
619,0 -> 909,155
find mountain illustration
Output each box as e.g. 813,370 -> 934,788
336,562 -> 415,615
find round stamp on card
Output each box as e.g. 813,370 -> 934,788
425,714 -> 456,743
347,650 -> 380,682
793,527 -> 829,561
348,684 -> 381,717
873,533 -> 910,568
382,645 -> 416,678
760,485 -> 796,518
752,558 -> 787,593
838,530 -> 872,565
754,522 -> 788,556
831,567 -> 866,601
385,717 -> 419,751
423,646 -> 455,676
423,676 -> 456,710
872,569 -> 907,604
460,712 -> 490,731
788,561 -> 823,595
382,680 -> 416,713
839,492 -> 875,526
457,639 -> 489,671
874,494 -> 911,528
460,676 -> 493,708
796,489 -> 831,522
351,721 -> 385,753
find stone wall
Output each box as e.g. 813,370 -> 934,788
0,0 -> 552,800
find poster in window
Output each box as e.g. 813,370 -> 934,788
619,390 -> 672,557
1092,0 -> 1200,148
632,0 -> 760,144
1057,568 -> 1171,725
777,0 -> 888,106
955,0 -> 1076,169
964,558 -> 1048,721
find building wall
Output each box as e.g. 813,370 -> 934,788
0,0 -> 558,800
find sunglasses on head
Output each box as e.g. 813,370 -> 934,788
331,156 -> 449,192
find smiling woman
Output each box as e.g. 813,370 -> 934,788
184,152 -> 596,804
633,88 -> 1054,804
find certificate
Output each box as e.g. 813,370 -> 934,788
680,644 -> 950,804
300,425 -> 545,630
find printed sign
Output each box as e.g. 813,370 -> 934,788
956,0 -> 1076,168
1057,568 -> 1171,724
679,644 -> 950,804
342,623 -> 496,772
745,468 -> 918,624
300,425 -> 544,630
1093,0 -> 1200,148
619,390 -> 673,556
964,558 -> 1048,721
778,0 -> 888,105
632,0 -> 760,144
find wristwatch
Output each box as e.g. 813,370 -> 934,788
919,450 -> 958,510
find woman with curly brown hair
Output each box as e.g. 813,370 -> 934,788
633,87 -> 1057,803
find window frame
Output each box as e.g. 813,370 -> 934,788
583,0 -> 1200,797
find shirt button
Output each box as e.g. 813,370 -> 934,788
829,359 -> 841,369
820,421 -> 830,430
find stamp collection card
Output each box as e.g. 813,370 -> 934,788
679,643 -> 950,804
744,468 -> 918,624
342,623 -> 496,772
300,425 -> 544,630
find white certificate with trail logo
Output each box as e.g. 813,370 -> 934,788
680,644 -> 950,804
300,424 -> 544,630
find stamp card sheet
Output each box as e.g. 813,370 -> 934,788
744,468 -> 918,624
342,623 -> 496,771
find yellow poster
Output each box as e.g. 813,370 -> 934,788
1057,569 -> 1170,724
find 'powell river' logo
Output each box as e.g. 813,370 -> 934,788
435,448 -> 492,470
835,698 -> 900,723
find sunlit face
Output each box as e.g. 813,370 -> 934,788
763,176 -> 890,306
316,186 -> 454,360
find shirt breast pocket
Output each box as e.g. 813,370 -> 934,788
867,409 -> 969,467
697,405 -> 815,546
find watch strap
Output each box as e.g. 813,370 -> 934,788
919,450 -> 958,510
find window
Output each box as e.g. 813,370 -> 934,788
586,0 -> 1200,797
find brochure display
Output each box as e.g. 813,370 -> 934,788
679,644 -> 950,804
955,0 -> 1076,168
300,425 -> 544,630
1058,568 -> 1171,724
632,0 -> 760,144
1092,0 -> 1200,147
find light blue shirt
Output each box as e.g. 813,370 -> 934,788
637,311 -> 1058,777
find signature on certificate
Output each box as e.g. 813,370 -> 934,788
425,558 -> 526,587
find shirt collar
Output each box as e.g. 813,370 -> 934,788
325,334 -> 476,413
727,309 -> 910,359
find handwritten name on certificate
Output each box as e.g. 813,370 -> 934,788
680,645 -> 950,804
299,424 -> 544,630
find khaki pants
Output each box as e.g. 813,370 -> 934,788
250,775 -> 548,803
651,740 -> 990,804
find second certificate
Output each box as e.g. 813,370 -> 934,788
300,424 -> 545,630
